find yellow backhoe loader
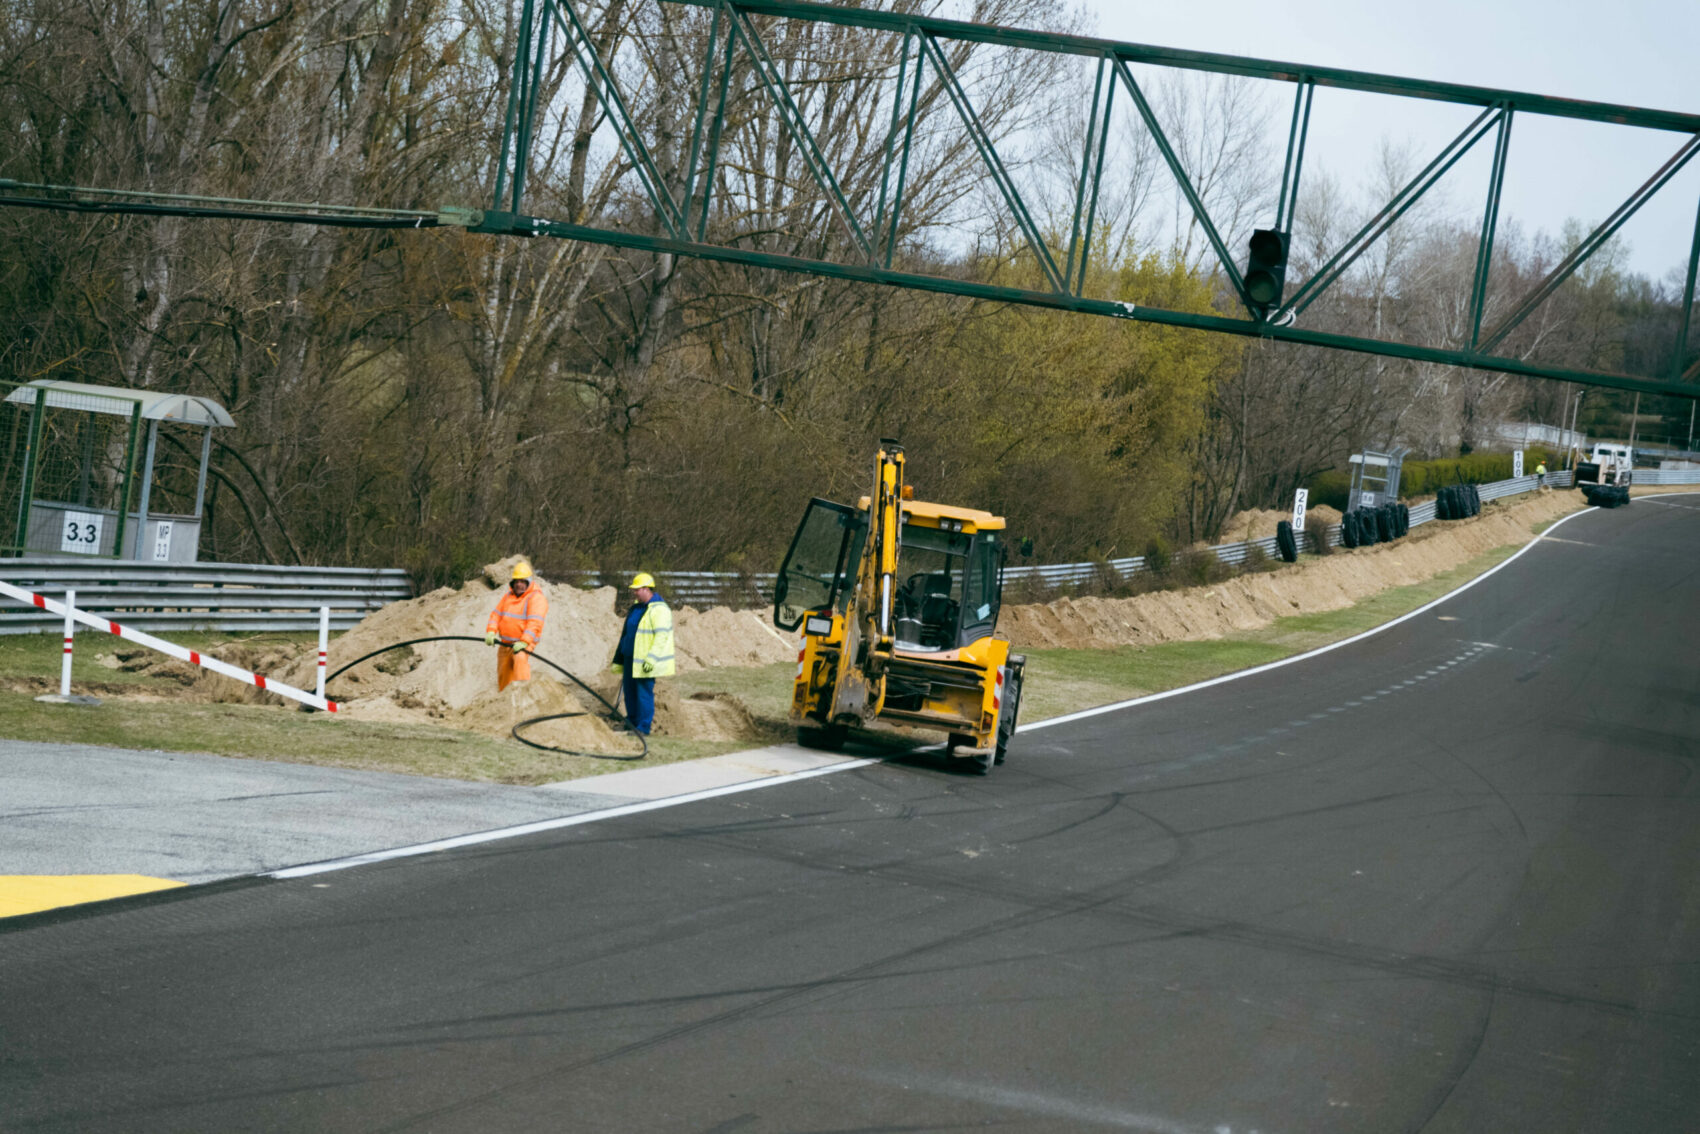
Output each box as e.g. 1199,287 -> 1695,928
772,441 -> 1025,774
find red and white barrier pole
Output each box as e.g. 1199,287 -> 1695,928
0,579 -> 338,713
60,588 -> 74,698
316,605 -> 329,699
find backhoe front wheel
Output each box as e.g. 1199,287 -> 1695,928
797,724 -> 849,752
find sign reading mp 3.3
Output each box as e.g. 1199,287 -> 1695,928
61,510 -> 104,554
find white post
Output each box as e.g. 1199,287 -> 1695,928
60,588 -> 75,697
316,605 -> 330,700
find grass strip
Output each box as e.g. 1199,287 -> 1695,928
0,540 -> 1529,783
0,685 -> 756,786
1018,543 -> 1521,722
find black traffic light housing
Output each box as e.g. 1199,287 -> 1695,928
1244,228 -> 1289,313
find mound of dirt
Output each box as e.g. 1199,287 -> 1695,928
243,555 -> 789,745
1217,504 -> 1343,544
1003,490 -> 1582,650
99,491 -> 1613,756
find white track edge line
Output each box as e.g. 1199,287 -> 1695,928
266,758 -> 880,878
268,498 -> 1613,880
1020,502 -> 1599,731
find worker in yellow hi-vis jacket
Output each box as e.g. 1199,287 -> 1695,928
485,562 -> 548,691
609,572 -> 673,734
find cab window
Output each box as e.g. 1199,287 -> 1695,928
960,532 -> 1003,640
774,500 -> 863,631
894,523 -> 970,650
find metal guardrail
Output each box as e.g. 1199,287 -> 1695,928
2,465 -> 1669,632
557,570 -> 773,610
1621,468 -> 1700,485
577,467 -> 1604,606
0,559 -> 411,634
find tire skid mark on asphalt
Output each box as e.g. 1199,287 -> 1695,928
370,858 -> 1149,1133
1129,644 -> 1496,789
374,788 -> 1644,1110
847,1066 -> 1218,1133
269,507 -> 1606,886
1407,969 -> 1501,1134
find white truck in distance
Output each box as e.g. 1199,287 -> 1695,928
1577,443 -> 1633,487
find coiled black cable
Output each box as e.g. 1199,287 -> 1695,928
324,636 -> 646,760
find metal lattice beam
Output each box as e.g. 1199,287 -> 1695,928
466,0 -> 1700,396
3,0 -> 1698,397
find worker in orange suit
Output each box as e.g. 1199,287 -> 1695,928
485,561 -> 549,691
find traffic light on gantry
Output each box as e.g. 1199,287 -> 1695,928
1244,228 -> 1289,313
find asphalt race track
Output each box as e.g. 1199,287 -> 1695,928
4,499 -> 1698,1133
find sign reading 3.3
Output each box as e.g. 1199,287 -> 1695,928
61,510 -> 103,554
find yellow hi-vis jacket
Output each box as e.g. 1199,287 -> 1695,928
487,584 -> 548,647
612,598 -> 675,677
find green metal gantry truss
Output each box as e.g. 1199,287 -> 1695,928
3,0 -> 1697,398
471,0 -> 1700,398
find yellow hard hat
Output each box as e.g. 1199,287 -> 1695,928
511,562 -> 534,581
629,572 -> 656,589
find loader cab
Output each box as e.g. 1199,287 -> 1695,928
774,498 -> 1006,652
890,507 -> 1005,651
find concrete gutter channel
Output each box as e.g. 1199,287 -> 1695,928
0,739 -> 868,924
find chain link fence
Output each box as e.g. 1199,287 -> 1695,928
0,383 -> 145,558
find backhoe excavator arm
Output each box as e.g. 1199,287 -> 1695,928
828,441 -> 905,725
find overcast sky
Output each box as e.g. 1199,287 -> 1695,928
1076,0 -> 1698,283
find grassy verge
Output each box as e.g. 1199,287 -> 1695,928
0,688 -> 759,786
0,629 -> 317,689
672,662 -> 794,725
671,541 -> 1528,742
1019,542 -> 1521,721
0,537 -> 1530,784
0,626 -> 762,784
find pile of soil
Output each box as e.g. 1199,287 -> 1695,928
70,490 -> 1616,751
1003,490 -> 1581,650
1216,504 -> 1343,545
255,556 -> 791,744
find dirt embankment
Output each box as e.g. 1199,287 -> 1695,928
1212,504 -> 1343,545
92,557 -> 794,746
90,490 -> 1597,747
1002,490 -> 1581,650
276,557 -> 794,744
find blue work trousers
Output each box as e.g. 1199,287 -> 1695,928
621,673 -> 656,735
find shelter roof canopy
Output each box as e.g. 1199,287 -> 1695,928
4,380 -> 234,427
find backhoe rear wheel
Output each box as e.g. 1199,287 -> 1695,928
995,659 -> 1025,766
948,732 -> 994,776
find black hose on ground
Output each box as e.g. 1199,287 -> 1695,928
323,635 -> 647,761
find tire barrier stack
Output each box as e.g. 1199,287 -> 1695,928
1434,483 -> 1481,521
1338,501 -> 1411,549
1580,482 -> 1631,508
